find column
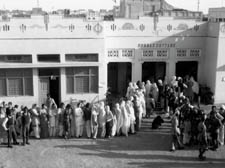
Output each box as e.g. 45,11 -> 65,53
33,68 -> 39,104
132,61 -> 143,82
60,67 -> 66,103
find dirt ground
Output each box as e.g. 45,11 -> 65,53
0,113 -> 225,168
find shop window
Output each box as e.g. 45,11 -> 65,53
37,54 -> 60,62
143,50 -> 154,57
177,49 -> 187,57
190,49 -> 201,57
108,50 -> 119,57
0,55 -> 32,63
66,67 -> 98,94
0,69 -> 33,96
66,54 -> 98,62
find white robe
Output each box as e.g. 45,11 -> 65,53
121,106 -> 130,136
115,108 -> 123,134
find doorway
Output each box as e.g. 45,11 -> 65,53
38,68 -> 60,106
107,62 -> 132,96
176,61 -> 198,80
142,62 -> 166,83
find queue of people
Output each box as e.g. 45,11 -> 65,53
0,90 -> 145,148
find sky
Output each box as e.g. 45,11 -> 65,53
0,0 -> 224,13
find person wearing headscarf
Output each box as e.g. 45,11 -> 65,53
31,104 -> 40,139
83,103 -> 92,138
105,105 -> 114,138
111,106 -> 117,137
170,108 -> 184,151
58,103 -> 65,137
121,100 -> 130,137
115,103 -> 123,136
64,104 -> 72,139
74,102 -> 84,138
98,102 -> 106,138
91,105 -> 99,139
39,104 -> 49,139
126,99 -> 136,134
49,103 -> 57,137
133,95 -> 142,132
150,83 -> 159,104
145,80 -> 152,99
126,82 -> 135,99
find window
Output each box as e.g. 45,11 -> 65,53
37,54 -> 60,62
66,54 -> 98,62
0,69 -> 33,96
108,50 -> 119,57
143,50 -> 154,57
122,49 -> 134,58
177,49 -> 187,57
190,49 -> 201,57
66,67 -> 98,94
157,50 -> 168,57
0,55 -> 32,63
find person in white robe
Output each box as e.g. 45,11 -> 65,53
115,103 -> 123,135
121,100 -> 130,137
91,105 -> 99,139
98,102 -> 106,138
31,104 -> 40,139
49,103 -> 57,137
126,99 -> 136,134
74,102 -> 84,138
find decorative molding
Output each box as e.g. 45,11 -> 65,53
175,23 -> 189,31
122,23 -> 135,30
52,24 -> 68,29
111,24 -> 117,31
29,24 -> 44,29
139,24 -> 145,32
93,23 -> 103,34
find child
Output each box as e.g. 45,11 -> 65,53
21,107 -> 31,145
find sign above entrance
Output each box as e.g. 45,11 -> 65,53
138,43 -> 176,48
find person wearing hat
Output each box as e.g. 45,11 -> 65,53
2,105 -> 19,148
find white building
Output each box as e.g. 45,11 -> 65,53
0,6 -> 225,107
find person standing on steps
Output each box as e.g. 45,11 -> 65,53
197,112 -> 208,161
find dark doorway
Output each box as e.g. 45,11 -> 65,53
107,62 -> 132,96
39,68 -> 60,106
142,62 -> 166,83
176,61 -> 198,80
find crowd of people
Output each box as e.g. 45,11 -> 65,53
0,75 -> 225,162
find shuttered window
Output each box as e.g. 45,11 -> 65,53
66,67 -> 98,94
0,69 -> 33,96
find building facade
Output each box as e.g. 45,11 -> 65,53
0,11 -> 225,106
